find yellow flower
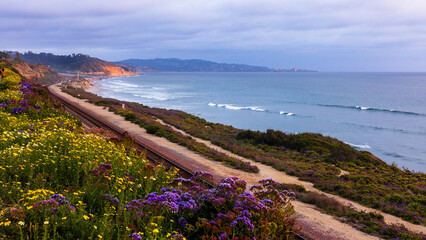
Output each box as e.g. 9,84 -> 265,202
62,217 -> 67,220
44,221 -> 49,225
83,215 -> 90,220
98,235 -> 102,239
18,221 -> 25,226
152,229 -> 159,234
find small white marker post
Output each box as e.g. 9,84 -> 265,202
122,103 -> 125,109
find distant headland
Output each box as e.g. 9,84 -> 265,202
115,58 -> 317,73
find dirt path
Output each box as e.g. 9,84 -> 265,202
156,120 -> 426,235
50,85 -> 424,239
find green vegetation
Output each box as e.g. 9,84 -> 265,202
0,65 -> 297,239
0,61 -> 22,90
64,87 -> 259,173
279,183 -> 425,239
18,51 -> 135,75
61,88 -> 425,227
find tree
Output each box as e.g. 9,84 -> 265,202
0,51 -> 9,59
16,52 -> 22,62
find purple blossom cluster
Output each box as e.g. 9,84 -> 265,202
33,194 -> 76,213
1,81 -> 42,114
122,174 -> 296,238
100,194 -> 119,204
128,233 -> 142,240
88,163 -> 112,178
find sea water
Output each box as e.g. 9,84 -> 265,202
88,72 -> 426,172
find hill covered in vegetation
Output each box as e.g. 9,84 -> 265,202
115,58 -> 316,72
14,51 -> 137,77
0,52 -> 64,85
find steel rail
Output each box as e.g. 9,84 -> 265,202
48,88 -> 199,181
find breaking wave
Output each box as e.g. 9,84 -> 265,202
279,111 -> 295,116
317,104 -> 425,116
344,142 -> 371,149
208,103 -> 265,112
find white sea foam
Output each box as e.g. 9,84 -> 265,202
356,106 -> 370,110
280,111 -> 295,116
345,142 -> 371,149
133,94 -> 169,101
209,103 -> 265,112
110,82 -> 139,88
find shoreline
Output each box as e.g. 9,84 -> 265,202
82,73 -> 425,173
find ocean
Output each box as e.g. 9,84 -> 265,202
88,72 -> 426,172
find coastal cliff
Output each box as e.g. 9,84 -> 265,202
6,59 -> 65,85
12,51 -> 138,77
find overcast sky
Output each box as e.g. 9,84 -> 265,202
2,0 -> 426,71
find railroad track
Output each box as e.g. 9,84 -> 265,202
48,87 -> 197,181
47,87 -> 308,240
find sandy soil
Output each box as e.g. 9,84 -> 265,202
49,85 -> 425,239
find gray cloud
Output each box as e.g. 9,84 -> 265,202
2,0 -> 426,71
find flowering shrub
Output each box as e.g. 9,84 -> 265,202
0,79 -> 297,239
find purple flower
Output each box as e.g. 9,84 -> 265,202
169,202 -> 179,213
69,205 -> 76,212
240,210 -> 252,218
178,217 -> 188,228
262,199 -> 274,206
125,172 -> 134,181
129,233 -> 142,240
33,199 -> 59,209
230,221 -> 237,227
236,216 -> 254,232
171,234 -> 185,240
51,194 -> 69,205
239,192 -> 256,202
249,185 -> 263,191
217,213 -> 232,220
259,178 -> 276,185
99,163 -> 112,170
165,192 -> 181,202
219,233 -> 228,240
12,107 -> 25,114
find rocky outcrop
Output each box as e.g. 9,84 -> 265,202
78,62 -> 138,76
9,60 -> 64,84
67,79 -> 92,89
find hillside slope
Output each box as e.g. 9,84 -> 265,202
17,52 -> 138,77
0,54 -> 63,85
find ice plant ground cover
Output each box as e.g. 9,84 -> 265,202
0,72 -> 298,238
61,87 -> 425,227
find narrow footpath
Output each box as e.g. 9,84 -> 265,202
49,85 -> 425,239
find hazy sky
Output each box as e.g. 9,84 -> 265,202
2,0 -> 426,71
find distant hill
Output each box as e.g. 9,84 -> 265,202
14,52 -> 137,77
115,58 -> 316,72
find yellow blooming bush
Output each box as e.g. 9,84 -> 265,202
0,80 -> 178,239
